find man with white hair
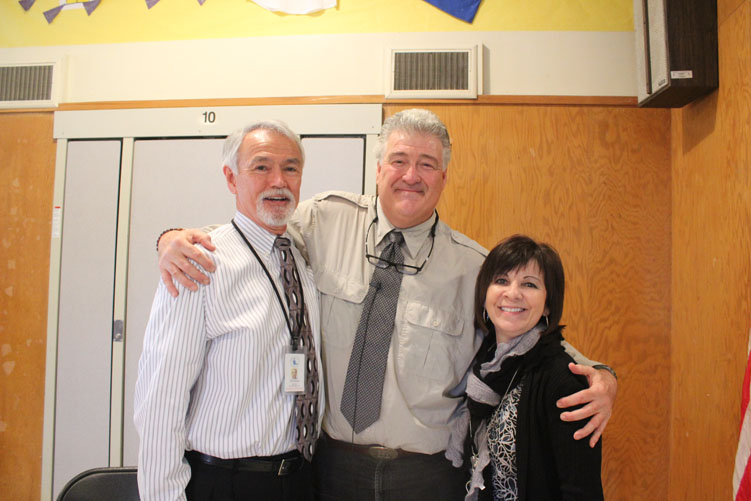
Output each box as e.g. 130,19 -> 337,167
135,121 -> 322,501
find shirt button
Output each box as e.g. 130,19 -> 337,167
432,320 -> 440,327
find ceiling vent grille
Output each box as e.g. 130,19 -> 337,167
386,46 -> 480,99
0,62 -> 61,108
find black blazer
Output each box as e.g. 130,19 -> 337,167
476,333 -> 604,500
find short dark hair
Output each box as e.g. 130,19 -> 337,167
474,234 -> 565,337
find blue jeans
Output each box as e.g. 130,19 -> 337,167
312,436 -> 466,501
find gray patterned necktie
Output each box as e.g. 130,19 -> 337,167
274,236 -> 319,461
340,230 -> 404,433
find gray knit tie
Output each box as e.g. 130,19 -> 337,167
340,230 -> 404,433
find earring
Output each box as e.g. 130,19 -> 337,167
482,308 -> 490,324
543,315 -> 549,328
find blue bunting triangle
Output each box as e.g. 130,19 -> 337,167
423,0 -> 481,23
43,5 -> 65,23
84,0 -> 101,15
19,0 -> 35,11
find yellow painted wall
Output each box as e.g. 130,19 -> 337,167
1,0 -> 632,48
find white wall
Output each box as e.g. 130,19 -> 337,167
0,31 -> 636,103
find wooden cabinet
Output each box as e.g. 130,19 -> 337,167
634,0 -> 718,107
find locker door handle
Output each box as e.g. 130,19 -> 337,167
113,319 -> 124,342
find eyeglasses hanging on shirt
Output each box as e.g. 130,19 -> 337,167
364,209 -> 439,276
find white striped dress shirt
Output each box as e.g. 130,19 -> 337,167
134,211 -> 322,501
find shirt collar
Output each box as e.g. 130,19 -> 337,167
374,198 -> 437,260
233,211 -> 282,257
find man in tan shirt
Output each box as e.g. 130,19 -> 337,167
157,109 -> 617,500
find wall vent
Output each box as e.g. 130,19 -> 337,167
0,62 -> 61,108
385,46 -> 480,99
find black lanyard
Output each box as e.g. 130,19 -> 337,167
231,219 -> 303,349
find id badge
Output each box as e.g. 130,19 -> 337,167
284,349 -> 305,394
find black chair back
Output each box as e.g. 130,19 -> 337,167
56,467 -> 139,501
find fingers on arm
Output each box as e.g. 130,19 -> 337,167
160,269 -> 180,298
157,229 -> 216,294
188,229 -> 216,253
556,363 -> 614,447
174,251 -> 212,285
587,423 -> 606,448
556,384 -> 591,409
566,362 -> 597,378
570,410 -> 608,448
160,261 -> 200,296
178,232 -> 215,274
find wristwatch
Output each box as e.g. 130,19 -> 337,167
592,364 -> 617,380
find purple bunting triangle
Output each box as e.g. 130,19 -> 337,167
145,0 -> 160,8
197,0 -> 206,4
43,5 -> 65,24
19,0 -> 35,11
83,0 -> 101,15
423,0 -> 482,23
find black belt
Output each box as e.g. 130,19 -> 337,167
322,434 -> 419,460
187,450 -> 304,476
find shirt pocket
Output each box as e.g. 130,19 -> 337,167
397,301 -> 468,384
314,268 -> 368,348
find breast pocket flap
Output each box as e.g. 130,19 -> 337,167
404,301 -> 464,336
315,269 -> 368,304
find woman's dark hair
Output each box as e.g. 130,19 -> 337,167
474,234 -> 565,336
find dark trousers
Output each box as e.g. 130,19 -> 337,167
312,436 -> 466,501
185,451 -> 313,501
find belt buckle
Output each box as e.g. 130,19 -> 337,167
277,458 -> 288,476
367,446 -> 398,460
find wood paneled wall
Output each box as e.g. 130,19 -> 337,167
669,1 -> 751,499
0,113 -> 56,500
385,104 -> 673,499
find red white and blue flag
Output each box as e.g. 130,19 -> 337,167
734,330 -> 751,500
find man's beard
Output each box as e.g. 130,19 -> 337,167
256,188 -> 297,228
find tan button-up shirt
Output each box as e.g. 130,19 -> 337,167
288,191 -> 487,454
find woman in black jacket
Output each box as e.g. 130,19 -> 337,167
451,235 -> 603,500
